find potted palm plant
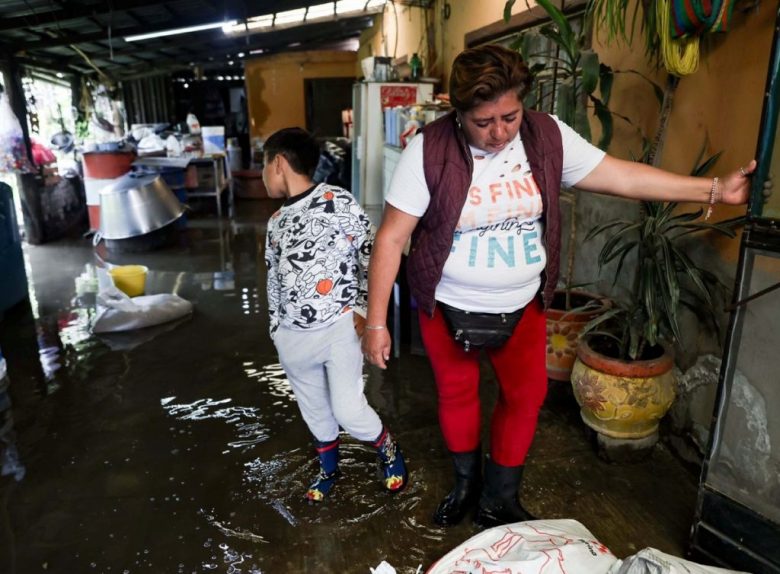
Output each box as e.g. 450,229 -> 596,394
570,152 -> 736,458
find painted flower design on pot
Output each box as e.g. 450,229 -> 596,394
546,321 -> 578,359
573,372 -> 608,413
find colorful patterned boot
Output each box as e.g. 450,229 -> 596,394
372,428 -> 408,492
305,438 -> 341,502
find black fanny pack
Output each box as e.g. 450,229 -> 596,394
437,302 -> 525,352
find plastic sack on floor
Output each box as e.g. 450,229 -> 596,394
609,548 -> 748,574
92,285 -> 193,333
427,519 -> 618,574
0,93 -> 35,174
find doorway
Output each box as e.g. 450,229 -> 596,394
304,77 -> 355,137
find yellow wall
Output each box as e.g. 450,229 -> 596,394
358,0 -> 523,84
594,2 -> 774,263
244,51 -> 357,139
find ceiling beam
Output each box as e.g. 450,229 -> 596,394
0,0 -> 192,33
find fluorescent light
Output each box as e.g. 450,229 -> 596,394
306,3 -> 335,20
336,0 -> 365,14
224,14 -> 273,34
125,20 -> 237,42
223,1 -> 385,36
335,0 -> 386,15
274,8 -> 305,25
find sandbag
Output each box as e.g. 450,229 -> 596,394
92,286 -> 193,333
609,548 -> 748,574
426,519 -> 618,574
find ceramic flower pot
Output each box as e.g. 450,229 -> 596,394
570,337 -> 676,441
546,290 -> 610,382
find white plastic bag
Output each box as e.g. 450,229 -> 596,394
427,519 -> 618,574
0,93 -> 35,174
609,548 -> 749,574
92,286 -> 193,333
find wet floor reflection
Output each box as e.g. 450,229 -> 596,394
0,203 -> 701,573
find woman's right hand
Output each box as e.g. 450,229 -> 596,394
362,327 -> 392,370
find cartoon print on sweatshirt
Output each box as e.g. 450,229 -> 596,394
265,183 -> 374,337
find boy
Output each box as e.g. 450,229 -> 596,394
262,127 -> 408,502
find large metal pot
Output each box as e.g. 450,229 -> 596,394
99,173 -> 184,240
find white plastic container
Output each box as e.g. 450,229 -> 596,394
227,138 -> 242,172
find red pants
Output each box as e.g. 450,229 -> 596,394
419,298 -> 548,467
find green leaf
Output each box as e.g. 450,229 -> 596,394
581,50 -> 600,95
658,201 -> 678,221
671,245 -> 713,305
539,26 -> 574,68
659,237 -> 680,307
536,0 -> 576,56
575,104 -> 592,143
672,221 -> 736,239
664,208 -> 706,227
612,241 -> 638,284
693,151 -> 723,177
509,34 -> 525,54
584,218 -> 636,241
555,79 -> 575,127
599,63 -> 614,105
581,307 -> 625,335
599,223 -> 642,266
642,260 -> 659,347
591,95 -> 613,150
504,0 -> 516,23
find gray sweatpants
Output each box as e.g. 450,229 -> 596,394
273,314 -> 383,443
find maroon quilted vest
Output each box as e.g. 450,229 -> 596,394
407,109 -> 563,315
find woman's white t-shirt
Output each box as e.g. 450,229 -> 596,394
385,116 -> 605,313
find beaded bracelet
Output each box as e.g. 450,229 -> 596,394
705,177 -> 719,221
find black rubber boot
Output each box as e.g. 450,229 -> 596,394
433,449 -> 482,526
474,456 -> 536,528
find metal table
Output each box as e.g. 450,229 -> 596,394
187,156 -> 233,219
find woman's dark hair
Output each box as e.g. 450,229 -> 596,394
449,44 -> 532,112
263,127 -> 321,178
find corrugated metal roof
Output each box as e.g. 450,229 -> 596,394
1,0 -> 380,80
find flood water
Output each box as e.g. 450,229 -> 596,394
0,201 -> 699,573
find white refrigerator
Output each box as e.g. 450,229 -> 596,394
351,81 -> 434,209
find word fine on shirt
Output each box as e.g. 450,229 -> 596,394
451,171 -> 544,269
458,173 -> 543,228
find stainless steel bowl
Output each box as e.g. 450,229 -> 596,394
99,173 -> 184,240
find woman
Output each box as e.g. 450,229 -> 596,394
361,44 -> 753,528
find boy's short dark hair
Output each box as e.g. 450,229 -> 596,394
263,127 -> 321,178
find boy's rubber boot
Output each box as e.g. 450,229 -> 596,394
372,428 -> 408,492
305,438 -> 341,502
474,456 -> 536,527
433,448 -> 482,526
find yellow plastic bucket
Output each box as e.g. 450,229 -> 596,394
109,265 -> 148,297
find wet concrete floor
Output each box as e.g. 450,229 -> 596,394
0,200 -> 699,573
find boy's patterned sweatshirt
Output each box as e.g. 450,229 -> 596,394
264,183 -> 375,339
